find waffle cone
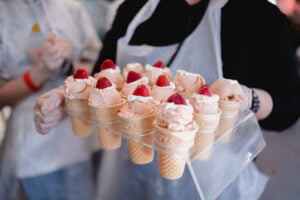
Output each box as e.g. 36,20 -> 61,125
155,124 -> 197,180
89,99 -> 126,150
65,97 -> 92,137
193,110 -> 221,133
127,135 -> 154,164
219,100 -> 240,117
215,115 -> 238,142
120,114 -> 156,165
97,123 -> 122,150
89,99 -> 126,122
190,111 -> 221,159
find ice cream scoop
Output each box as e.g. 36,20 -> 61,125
64,68 -> 96,99
121,71 -> 149,98
123,63 -> 144,79
210,78 -> 244,101
94,59 -> 124,90
174,70 -> 206,97
145,60 -> 172,86
155,93 -> 196,132
189,85 -> 219,114
88,77 -> 123,107
151,75 -> 176,103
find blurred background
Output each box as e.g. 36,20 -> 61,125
0,0 -> 299,199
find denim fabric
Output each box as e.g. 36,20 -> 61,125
20,161 -> 95,200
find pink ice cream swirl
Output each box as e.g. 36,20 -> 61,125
151,82 -> 176,103
174,70 -> 205,93
118,95 -> 157,118
123,63 -> 144,79
210,78 -> 244,102
145,64 -> 172,86
88,85 -> 123,107
64,76 -> 96,99
189,94 -> 220,114
155,102 -> 196,132
94,67 -> 124,90
121,77 -> 149,98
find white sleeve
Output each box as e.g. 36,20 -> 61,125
75,2 -> 102,65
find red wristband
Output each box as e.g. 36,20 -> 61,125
22,71 -> 42,91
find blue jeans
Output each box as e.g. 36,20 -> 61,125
20,160 -> 97,200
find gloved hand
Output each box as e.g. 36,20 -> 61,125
34,86 -> 66,134
53,34 -> 72,61
30,33 -> 72,74
240,85 -> 252,113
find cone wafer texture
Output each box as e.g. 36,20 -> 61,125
65,97 -> 92,137
155,125 -> 197,180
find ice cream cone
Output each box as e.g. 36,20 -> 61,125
97,123 -> 122,150
219,100 -> 240,117
216,100 -> 240,142
120,114 -> 155,165
65,97 -> 92,137
155,124 -> 197,180
89,99 -> 126,150
191,110 -> 221,159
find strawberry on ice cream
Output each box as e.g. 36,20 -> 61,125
155,93 -> 197,132
64,68 -> 96,99
119,84 -> 157,165
189,85 -> 219,114
121,71 -> 149,98
123,62 -> 144,79
151,75 -> 176,103
145,60 -> 172,86
119,85 -> 156,118
88,77 -> 123,107
64,68 -> 95,137
94,59 -> 124,90
154,93 -> 198,180
174,70 -> 205,94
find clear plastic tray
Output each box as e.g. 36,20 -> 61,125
65,109 -> 265,200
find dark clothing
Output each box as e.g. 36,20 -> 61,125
94,0 -> 300,131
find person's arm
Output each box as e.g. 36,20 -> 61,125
0,33 -> 68,109
92,0 -> 147,74
222,0 -> 300,131
0,65 -> 52,109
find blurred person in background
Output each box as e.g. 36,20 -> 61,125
35,0 -> 300,199
254,1 -> 300,200
0,0 -> 101,199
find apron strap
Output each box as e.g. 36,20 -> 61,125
123,0 -> 161,44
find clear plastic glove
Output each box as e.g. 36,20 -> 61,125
34,86 -> 66,134
240,85 -> 252,113
53,34 -> 72,61
30,33 -> 72,74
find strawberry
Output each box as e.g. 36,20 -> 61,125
96,77 -> 112,89
100,59 -> 116,70
156,75 -> 170,87
73,68 -> 88,79
153,60 -> 165,69
167,93 -> 187,105
199,84 -> 211,96
127,71 -> 142,83
133,85 -> 150,97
